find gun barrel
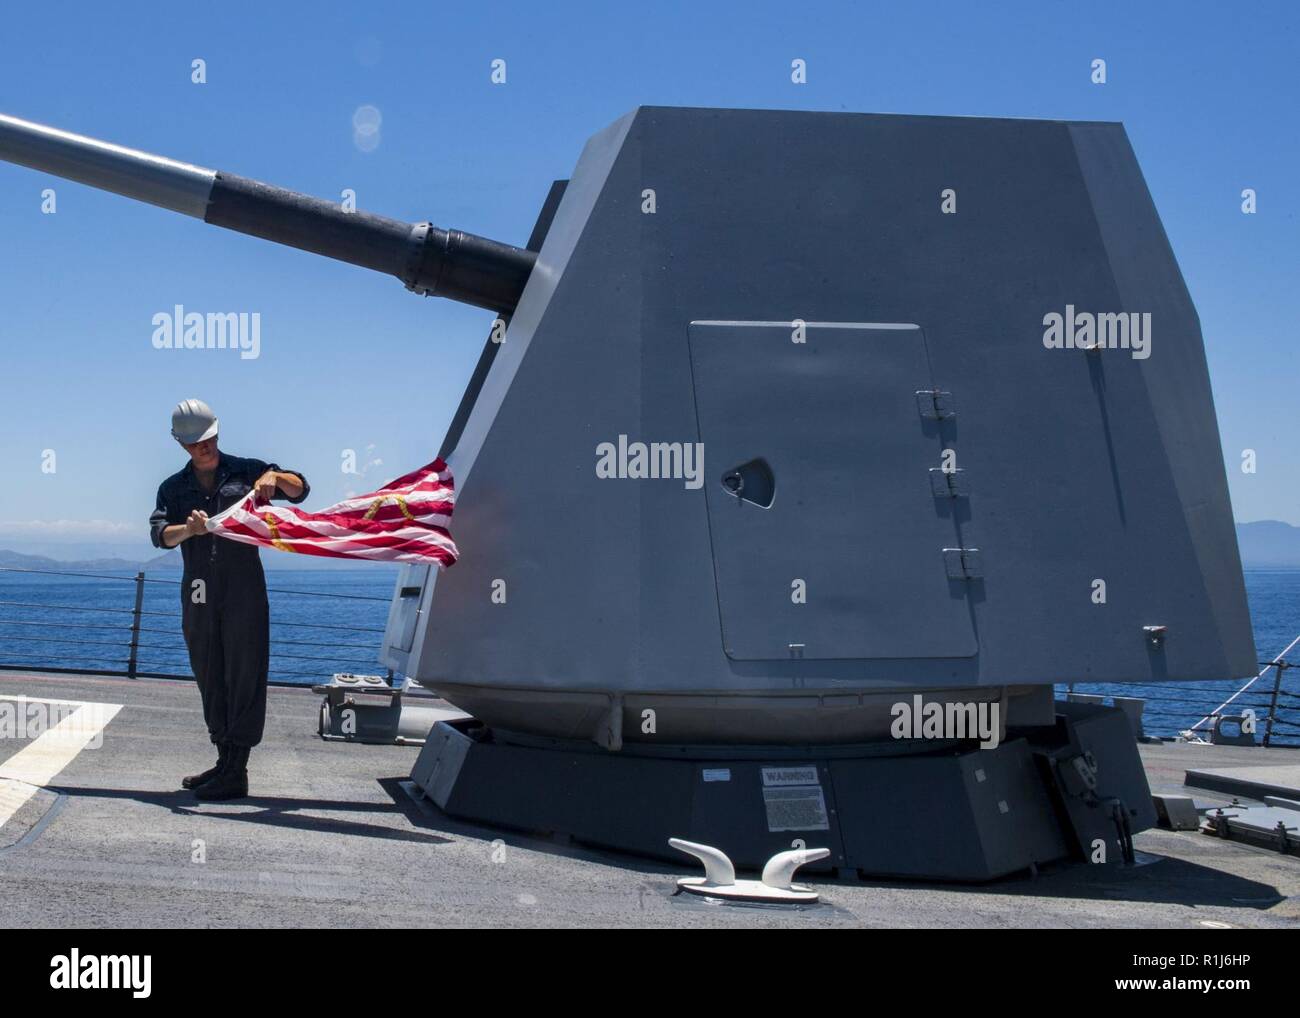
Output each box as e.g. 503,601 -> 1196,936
0,112 -> 215,216
0,113 -> 534,313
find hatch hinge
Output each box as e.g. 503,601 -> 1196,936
916,389 -> 957,420
929,467 -> 969,498
942,547 -> 983,579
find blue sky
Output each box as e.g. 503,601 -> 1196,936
0,0 -> 1296,558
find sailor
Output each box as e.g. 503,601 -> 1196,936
148,399 -> 309,800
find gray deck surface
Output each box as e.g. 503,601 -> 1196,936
1,671 -> 1297,929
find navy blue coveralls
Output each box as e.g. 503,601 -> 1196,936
149,453 -> 309,748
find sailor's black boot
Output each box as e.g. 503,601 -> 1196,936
194,744 -> 250,801
182,743 -> 229,790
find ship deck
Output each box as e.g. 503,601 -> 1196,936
1,670 -> 1297,929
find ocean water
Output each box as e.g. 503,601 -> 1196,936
0,565 -> 1297,740
0,565 -> 399,685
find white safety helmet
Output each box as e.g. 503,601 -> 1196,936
170,398 -> 219,444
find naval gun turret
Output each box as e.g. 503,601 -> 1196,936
0,108 -> 1256,880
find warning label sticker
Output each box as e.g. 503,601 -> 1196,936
762,785 -> 830,832
761,765 -> 820,787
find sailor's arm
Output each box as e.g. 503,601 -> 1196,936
252,462 -> 309,503
151,486 -> 208,548
158,514 -> 209,548
267,470 -> 305,499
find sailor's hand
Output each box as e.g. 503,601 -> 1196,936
252,471 -> 279,501
185,510 -> 209,537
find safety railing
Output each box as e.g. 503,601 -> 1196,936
0,565 -> 393,687
1181,634 -> 1300,747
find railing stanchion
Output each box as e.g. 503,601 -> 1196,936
1264,661 -> 1286,748
127,571 -> 145,679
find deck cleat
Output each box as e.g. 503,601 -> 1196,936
669,838 -> 830,904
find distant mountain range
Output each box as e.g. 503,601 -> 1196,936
1,520 -> 1297,573
1235,520 -> 1300,568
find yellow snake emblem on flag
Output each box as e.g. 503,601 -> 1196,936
263,513 -> 294,553
363,495 -> 416,522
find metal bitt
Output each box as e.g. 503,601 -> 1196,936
669,838 -> 830,903
0,112 -> 535,313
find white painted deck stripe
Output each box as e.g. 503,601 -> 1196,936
0,695 -> 123,830
0,694 -> 119,708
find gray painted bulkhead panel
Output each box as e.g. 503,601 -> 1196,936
688,321 -> 976,661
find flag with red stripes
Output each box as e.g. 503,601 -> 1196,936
204,459 -> 458,566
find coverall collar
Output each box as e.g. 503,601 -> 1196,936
180,450 -> 232,494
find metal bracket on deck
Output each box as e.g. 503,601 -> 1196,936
314,673 -> 456,746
